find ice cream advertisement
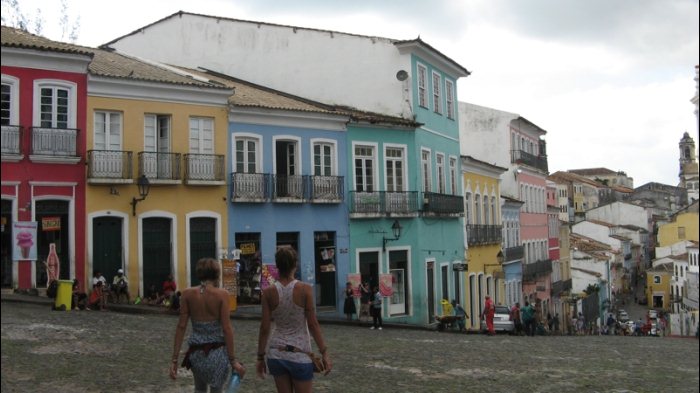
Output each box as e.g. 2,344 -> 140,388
12,221 -> 37,261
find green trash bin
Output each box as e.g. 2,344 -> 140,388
54,280 -> 73,311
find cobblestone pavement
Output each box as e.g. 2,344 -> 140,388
1,300 -> 698,393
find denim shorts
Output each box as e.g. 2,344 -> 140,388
266,358 -> 314,381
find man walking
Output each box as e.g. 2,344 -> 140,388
521,301 -> 535,336
481,295 -> 496,335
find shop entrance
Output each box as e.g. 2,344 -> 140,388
314,231 -> 336,307
35,200 -> 70,286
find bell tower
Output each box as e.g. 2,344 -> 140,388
679,132 -> 699,203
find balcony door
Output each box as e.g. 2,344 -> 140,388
93,111 -> 124,178
275,140 -> 301,198
189,117 -> 215,180
385,147 -> 407,213
144,115 -> 171,179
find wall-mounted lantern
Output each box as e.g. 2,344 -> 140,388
131,174 -> 150,216
382,219 -> 402,252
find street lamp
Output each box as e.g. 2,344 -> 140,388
131,174 -> 151,216
382,219 -> 402,252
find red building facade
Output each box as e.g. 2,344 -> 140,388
1,27 -> 92,290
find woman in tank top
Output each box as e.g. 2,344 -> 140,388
256,247 -> 332,392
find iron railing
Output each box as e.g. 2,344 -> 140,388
349,191 -> 420,215
1,125 -> 22,155
422,192 -> 464,216
231,173 -> 270,201
87,150 -> 133,180
466,224 -> 503,245
31,126 -> 78,157
504,245 -> 524,261
522,259 -> 552,282
510,149 -> 548,172
272,174 -> 305,201
551,278 -> 572,296
308,175 -> 343,202
184,153 -> 225,182
138,152 -> 181,180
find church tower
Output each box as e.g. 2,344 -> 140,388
679,132 -> 699,203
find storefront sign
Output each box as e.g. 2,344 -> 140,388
240,243 -> 256,255
42,216 -> 61,231
452,263 -> 468,271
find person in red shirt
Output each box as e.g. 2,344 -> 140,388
160,274 -> 177,305
482,295 -> 496,336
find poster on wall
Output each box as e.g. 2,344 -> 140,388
221,258 -> 238,312
347,273 -> 361,297
379,274 -> 393,297
12,221 -> 38,261
261,264 -> 280,289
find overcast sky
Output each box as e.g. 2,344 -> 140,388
6,0 -> 699,187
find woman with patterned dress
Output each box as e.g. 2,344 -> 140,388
170,258 -> 246,392
343,282 -> 357,321
256,247 -> 333,392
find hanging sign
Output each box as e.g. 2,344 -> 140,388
347,273 -> 361,298
240,243 -> 256,255
379,274 -> 393,297
42,216 -> 61,231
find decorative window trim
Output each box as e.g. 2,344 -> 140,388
1,74 -> 20,125
445,79 -> 455,119
233,132 -> 263,174
310,138 -> 338,176
432,71 -> 442,115
32,79 -> 77,128
417,63 -> 428,109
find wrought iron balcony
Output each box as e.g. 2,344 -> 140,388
551,278 -> 572,296
138,152 -> 181,181
349,191 -> 420,216
1,125 -> 22,156
308,175 -> 344,203
272,174 -> 305,202
522,259 -> 552,282
87,150 -> 133,183
231,173 -> 270,202
31,126 -> 78,157
421,192 -> 464,217
184,153 -> 225,184
504,245 -> 524,262
466,224 -> 503,245
510,149 -> 548,172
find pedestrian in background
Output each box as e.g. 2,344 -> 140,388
510,303 -> 522,335
343,282 -> 356,321
370,286 -> 383,330
256,247 -> 332,392
359,280 -> 371,322
169,258 -> 246,392
481,295 -> 496,336
521,301 -> 535,336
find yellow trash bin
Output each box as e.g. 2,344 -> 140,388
54,280 -> 73,311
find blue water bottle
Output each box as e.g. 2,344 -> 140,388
225,371 -> 241,393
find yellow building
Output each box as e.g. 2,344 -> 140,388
85,48 -> 232,297
646,262 -> 673,311
461,156 -> 507,330
657,209 -> 699,247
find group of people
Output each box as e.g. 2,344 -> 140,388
509,301 -> 551,336
140,274 -> 181,311
170,248 -> 332,393
344,281 -> 384,330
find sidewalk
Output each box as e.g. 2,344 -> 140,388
0,291 -> 433,332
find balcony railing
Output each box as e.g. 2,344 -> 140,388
466,224 -> 503,245
522,259 -> 552,282
184,154 -> 225,184
273,174 -> 305,201
31,126 -> 78,157
422,192 -> 464,216
349,191 -> 420,216
1,125 -> 22,155
551,278 -> 572,296
138,152 -> 181,181
87,150 -> 133,182
231,173 -> 270,202
504,245 -> 524,262
309,176 -> 343,203
510,149 -> 548,172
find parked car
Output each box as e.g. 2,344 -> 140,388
480,305 -> 515,334
618,310 -> 629,322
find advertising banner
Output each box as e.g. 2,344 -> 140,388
12,221 -> 38,261
347,273 -> 361,297
379,274 -> 393,297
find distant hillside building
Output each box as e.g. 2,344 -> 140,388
678,132 -> 699,203
568,167 -> 634,189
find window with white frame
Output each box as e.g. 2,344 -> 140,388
465,192 -> 472,224
235,136 -> 259,173
313,142 -> 335,176
94,111 -> 122,150
449,157 -> 457,195
385,147 -> 405,192
1,76 -> 19,126
475,194 -> 481,225
189,117 -> 214,154
421,149 -> 431,192
432,71 -> 442,114
354,144 -> 375,192
483,195 -> 489,225
417,64 -> 428,108
436,153 -> 445,193
445,80 -> 455,119
491,196 -> 497,224
39,85 -> 70,128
